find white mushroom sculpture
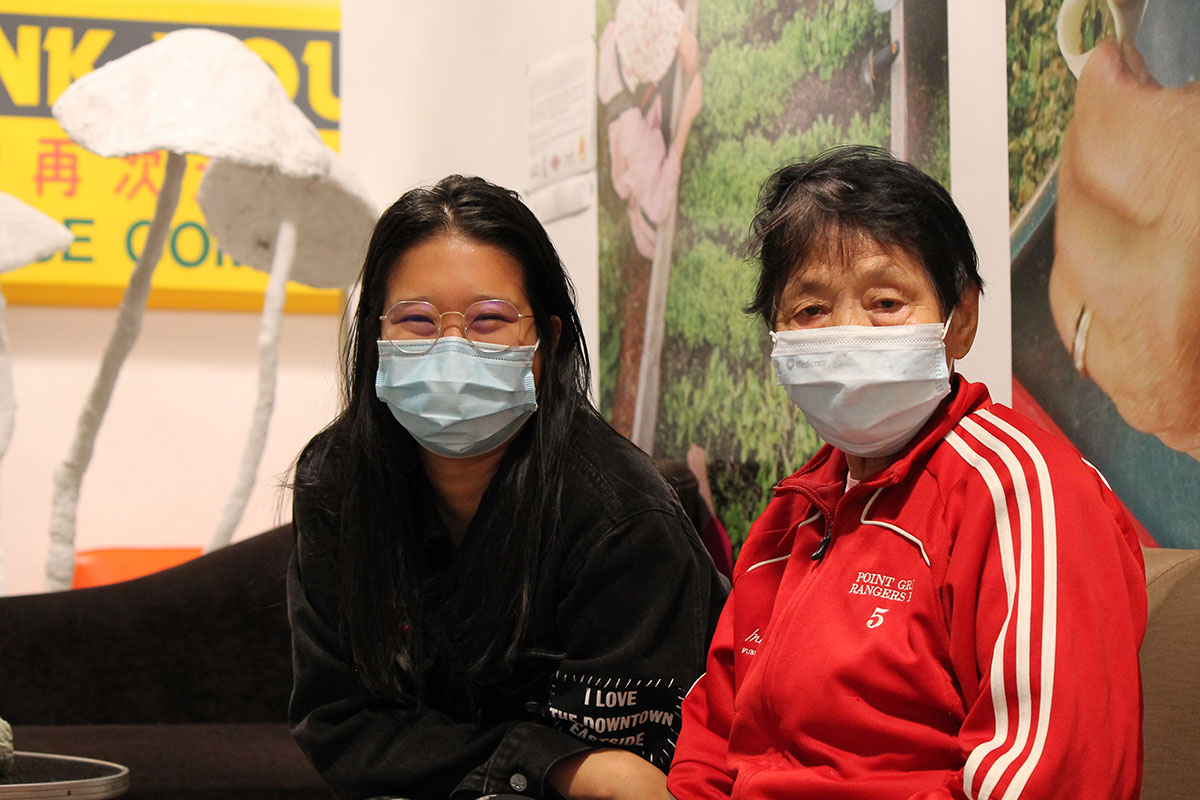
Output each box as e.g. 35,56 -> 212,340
0,193 -> 73,595
44,28 -> 330,591
198,153 -> 377,552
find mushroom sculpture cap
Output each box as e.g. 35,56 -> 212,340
197,152 -> 379,289
52,28 -> 330,180
0,192 -> 75,273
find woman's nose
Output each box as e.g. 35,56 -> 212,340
440,312 -> 468,339
829,306 -> 871,327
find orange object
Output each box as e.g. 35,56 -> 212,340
72,547 -> 204,589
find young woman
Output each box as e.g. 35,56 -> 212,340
287,175 -> 726,800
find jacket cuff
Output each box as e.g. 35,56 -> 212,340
453,722 -> 593,799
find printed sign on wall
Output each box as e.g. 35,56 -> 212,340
0,0 -> 342,312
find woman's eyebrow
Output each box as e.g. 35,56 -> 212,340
385,295 -> 524,307
857,262 -> 921,284
782,272 -> 833,296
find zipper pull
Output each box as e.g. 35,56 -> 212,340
811,520 -> 833,561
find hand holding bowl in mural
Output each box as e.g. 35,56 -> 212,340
1049,39 -> 1200,461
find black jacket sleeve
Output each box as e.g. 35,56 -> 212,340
538,506 -> 722,770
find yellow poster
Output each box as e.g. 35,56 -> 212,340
0,0 -> 342,313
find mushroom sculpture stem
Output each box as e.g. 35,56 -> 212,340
207,215 -> 297,552
44,150 -> 187,591
198,154 -> 374,551
0,191 -> 74,595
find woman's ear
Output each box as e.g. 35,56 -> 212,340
946,286 -> 980,361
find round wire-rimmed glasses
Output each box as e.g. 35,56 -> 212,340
379,299 -> 535,354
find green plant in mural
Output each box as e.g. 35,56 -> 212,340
679,109 -> 889,247
699,0 -> 885,142
700,0 -> 780,49
598,0 -> 946,552
653,0 -> 893,551
915,88 -> 949,187
664,238 -> 759,362
597,209 -> 625,415
661,107 -> 889,549
1006,0 -> 1112,219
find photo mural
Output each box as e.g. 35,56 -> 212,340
1007,0 -> 1200,549
596,0 -> 950,550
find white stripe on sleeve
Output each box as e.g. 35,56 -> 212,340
977,409 -> 1059,800
945,412 -> 1058,800
944,429 -> 1020,800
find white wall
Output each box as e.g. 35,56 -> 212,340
1,305 -> 341,595
340,0 -> 600,391
948,0 -> 1012,403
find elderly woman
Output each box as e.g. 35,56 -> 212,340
667,147 -> 1147,799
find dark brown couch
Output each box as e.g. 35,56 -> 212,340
0,523 -> 330,799
4,527 -> 1195,799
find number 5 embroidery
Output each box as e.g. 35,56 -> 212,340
866,607 -> 889,629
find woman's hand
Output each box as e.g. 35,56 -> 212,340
546,748 -> 670,800
1049,40 -> 1200,460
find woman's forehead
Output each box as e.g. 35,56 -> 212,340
785,233 -> 931,289
384,234 -> 529,303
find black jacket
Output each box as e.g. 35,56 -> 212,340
287,414 -> 728,800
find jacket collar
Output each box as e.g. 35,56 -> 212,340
778,376 -> 993,498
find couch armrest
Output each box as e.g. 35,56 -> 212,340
1140,547 -> 1200,800
0,525 -> 296,726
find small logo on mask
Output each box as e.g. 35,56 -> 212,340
787,357 -> 827,370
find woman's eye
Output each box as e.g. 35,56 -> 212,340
874,298 -> 902,311
800,304 -> 825,317
470,314 -> 508,332
400,313 -> 436,325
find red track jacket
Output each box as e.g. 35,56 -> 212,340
668,378 -> 1146,800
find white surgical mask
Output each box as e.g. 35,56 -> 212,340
769,317 -> 953,458
376,338 -> 538,458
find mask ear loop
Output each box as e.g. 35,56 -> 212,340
941,309 -> 956,375
940,309 -> 956,339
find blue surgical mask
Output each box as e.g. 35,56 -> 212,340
375,337 -> 539,458
769,317 -> 953,458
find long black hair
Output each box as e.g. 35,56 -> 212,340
295,175 -> 595,703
